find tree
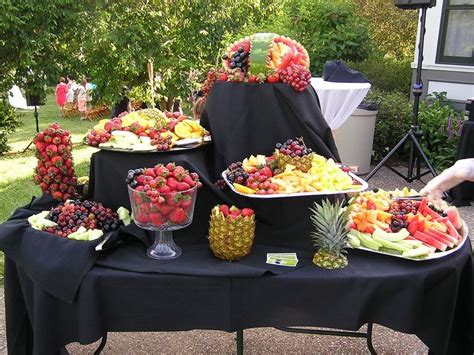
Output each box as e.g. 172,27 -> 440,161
355,0 -> 418,58
281,0 -> 370,75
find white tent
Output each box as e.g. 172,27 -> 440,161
8,85 -> 36,110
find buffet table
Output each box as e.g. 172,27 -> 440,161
4,238 -> 473,355
310,78 -> 371,130
2,82 -> 473,355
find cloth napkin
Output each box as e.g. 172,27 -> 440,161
322,60 -> 370,83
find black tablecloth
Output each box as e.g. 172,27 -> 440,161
200,82 -> 340,178
5,241 -> 473,355
452,121 -> 474,206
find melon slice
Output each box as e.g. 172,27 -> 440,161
445,220 -> 462,243
413,231 -> 447,251
424,230 -> 454,248
428,229 -> 458,246
445,206 -> 462,230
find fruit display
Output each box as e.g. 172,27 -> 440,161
33,123 -> 78,201
347,188 -> 466,260
84,109 -> 209,152
222,137 -> 366,197
310,199 -> 351,269
208,205 -> 256,261
126,163 -> 202,229
27,200 -> 131,241
201,33 -> 311,92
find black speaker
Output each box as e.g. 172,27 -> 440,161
394,0 -> 436,9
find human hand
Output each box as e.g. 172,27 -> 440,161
420,159 -> 474,200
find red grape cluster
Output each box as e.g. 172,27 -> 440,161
34,123 -> 78,201
45,200 -> 121,237
85,129 -> 112,147
150,134 -> 173,151
278,63 -> 312,92
389,201 -> 421,232
226,162 -> 248,184
275,137 -> 312,158
200,68 -> 217,99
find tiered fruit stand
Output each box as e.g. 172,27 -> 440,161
0,34 -> 473,355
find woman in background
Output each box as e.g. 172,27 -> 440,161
55,77 -> 68,117
66,75 -> 77,109
76,80 -> 88,120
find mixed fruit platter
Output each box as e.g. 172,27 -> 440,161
198,33 -> 312,100
347,188 -> 467,260
84,109 -> 209,152
127,163 -> 202,229
28,199 -> 131,241
219,137 -> 367,197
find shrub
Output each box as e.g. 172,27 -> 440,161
282,0 -> 370,75
0,95 -> 21,154
418,92 -> 463,171
348,56 -> 412,95
365,89 -> 412,161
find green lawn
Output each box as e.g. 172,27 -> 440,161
0,92 -> 101,282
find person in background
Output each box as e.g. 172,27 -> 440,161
192,96 -> 206,120
76,80 -> 88,120
66,75 -> 77,109
420,159 -> 474,200
85,77 -> 94,112
55,77 -> 68,117
111,86 -> 132,118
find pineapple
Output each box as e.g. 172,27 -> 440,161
208,205 -> 256,261
310,199 -> 351,269
275,151 -> 314,173
138,108 -> 169,130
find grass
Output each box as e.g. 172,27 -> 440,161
0,92 -> 100,282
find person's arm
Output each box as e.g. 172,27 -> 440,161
420,159 -> 474,200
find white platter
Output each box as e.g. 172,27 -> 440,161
221,170 -> 368,198
352,221 -> 469,261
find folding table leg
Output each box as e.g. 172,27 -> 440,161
236,329 -> 244,355
367,323 -> 376,355
93,333 -> 108,355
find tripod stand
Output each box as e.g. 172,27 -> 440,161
365,5 -> 437,182
23,105 -> 39,152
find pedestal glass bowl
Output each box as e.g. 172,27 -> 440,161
128,185 -> 198,259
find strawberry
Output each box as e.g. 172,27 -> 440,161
65,158 -> 73,167
51,156 -> 63,167
180,198 -> 192,209
149,213 -> 164,226
219,73 -> 228,81
267,73 -> 280,83
166,193 -> 181,207
46,144 -> 58,156
35,141 -> 47,152
136,175 -> 147,186
52,136 -> 62,145
154,165 -> 170,177
143,168 -> 156,177
166,177 -> 179,190
159,204 -> 175,216
172,167 -> 187,181
59,183 -> 68,192
135,185 -> 145,192
168,207 -> 187,224
219,205 -> 230,216
44,135 -> 53,143
183,175 -> 196,187
166,162 -> 176,172
134,212 -> 151,224
177,182 -> 191,191
173,111 -> 180,119
248,75 -> 258,83
36,132 -> 45,141
158,185 -> 171,193
241,208 -> 254,217
52,191 -> 63,200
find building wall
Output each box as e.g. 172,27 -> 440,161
412,0 -> 474,109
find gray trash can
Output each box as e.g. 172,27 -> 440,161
333,108 -> 378,175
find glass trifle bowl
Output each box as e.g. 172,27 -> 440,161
126,164 -> 200,260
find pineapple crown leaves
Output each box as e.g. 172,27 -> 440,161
309,199 -> 351,256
